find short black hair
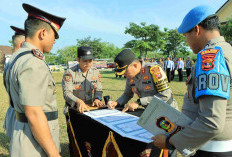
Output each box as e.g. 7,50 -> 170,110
198,15 -> 220,31
24,18 -> 52,38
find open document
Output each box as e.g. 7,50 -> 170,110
84,109 -> 153,143
137,96 -> 193,136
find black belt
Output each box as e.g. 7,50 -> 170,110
15,111 -> 58,123
166,96 -> 173,105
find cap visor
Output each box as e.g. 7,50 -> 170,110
80,55 -> 94,60
115,68 -> 126,75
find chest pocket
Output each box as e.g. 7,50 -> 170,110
47,79 -> 56,103
142,81 -> 155,92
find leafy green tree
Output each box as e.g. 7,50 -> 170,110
56,45 -> 78,65
220,18 -> 232,42
76,36 -> 121,59
124,22 -> 164,58
162,29 -> 189,58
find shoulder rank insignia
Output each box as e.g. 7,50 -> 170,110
200,49 -> 219,71
32,49 -> 43,60
64,73 -> 72,82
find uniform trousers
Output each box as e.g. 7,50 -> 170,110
166,68 -> 171,82
171,69 -> 175,80
177,69 -> 183,81
186,68 -> 191,78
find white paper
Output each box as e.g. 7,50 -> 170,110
84,109 -> 153,143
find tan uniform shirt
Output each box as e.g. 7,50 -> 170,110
62,65 -> 102,114
117,61 -> 178,110
171,36 -> 232,156
5,42 -> 59,157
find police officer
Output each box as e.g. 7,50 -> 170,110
3,26 -> 25,140
62,46 -> 103,114
153,5 -> 232,157
4,3 -> 65,157
62,46 -> 103,156
185,56 -> 193,78
107,49 -> 178,112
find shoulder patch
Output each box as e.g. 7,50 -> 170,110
32,49 -> 43,60
200,49 -> 219,71
64,73 -> 72,82
150,65 -> 169,92
195,46 -> 230,99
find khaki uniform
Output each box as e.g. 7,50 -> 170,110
117,61 -> 178,110
4,42 -> 59,157
62,65 -> 102,114
171,37 -> 232,155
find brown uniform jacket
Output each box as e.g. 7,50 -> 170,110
171,36 -> 232,156
5,42 -> 59,157
117,61 -> 178,110
62,65 -> 102,114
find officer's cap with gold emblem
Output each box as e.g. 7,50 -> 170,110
10,26 -> 25,36
23,3 -> 66,39
78,46 -> 94,60
114,49 -> 136,75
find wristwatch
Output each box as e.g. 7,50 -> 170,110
95,96 -> 102,101
165,136 -> 176,150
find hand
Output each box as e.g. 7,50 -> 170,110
152,134 -> 167,149
76,99 -> 89,113
93,99 -> 105,108
107,101 -> 118,109
122,102 -> 139,112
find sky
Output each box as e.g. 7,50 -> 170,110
0,0 -> 227,53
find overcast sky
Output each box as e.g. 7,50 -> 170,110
0,0 -> 227,53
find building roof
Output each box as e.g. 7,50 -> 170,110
0,45 -> 12,56
216,0 -> 230,14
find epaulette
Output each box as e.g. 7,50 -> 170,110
32,49 -> 43,60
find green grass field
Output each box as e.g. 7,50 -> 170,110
0,70 -> 187,157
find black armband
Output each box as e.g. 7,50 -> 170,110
165,136 -> 176,150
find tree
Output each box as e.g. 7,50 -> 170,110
162,29 -> 189,58
124,22 -> 164,58
220,18 -> 232,42
44,53 -> 58,65
56,45 -> 78,65
76,36 -> 121,59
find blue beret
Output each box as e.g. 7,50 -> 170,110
178,5 -> 215,34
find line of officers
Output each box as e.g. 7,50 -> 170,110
2,3 -> 232,157
160,56 -> 193,83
